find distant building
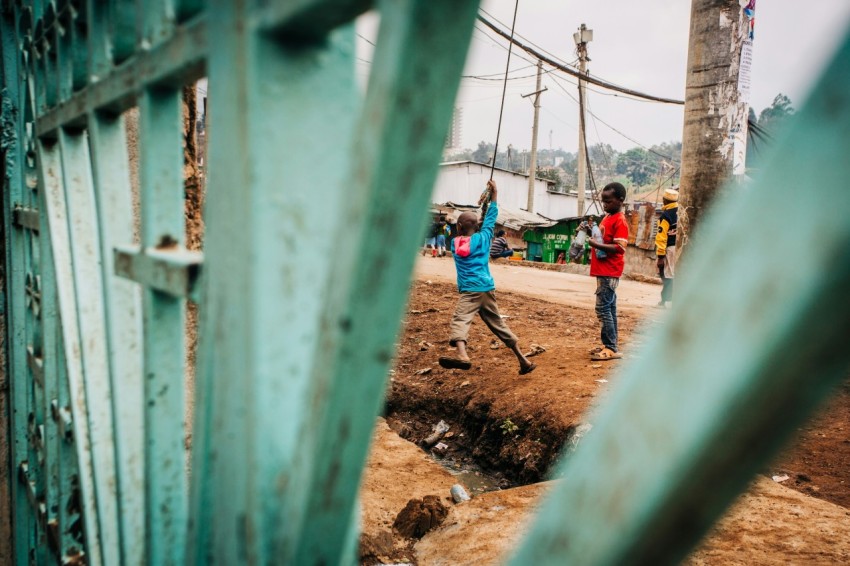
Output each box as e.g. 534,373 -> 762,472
444,107 -> 463,151
432,161 -> 579,220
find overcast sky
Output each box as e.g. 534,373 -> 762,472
357,1 -> 850,154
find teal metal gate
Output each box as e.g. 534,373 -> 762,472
1,0 -> 849,565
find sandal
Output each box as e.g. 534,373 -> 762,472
519,363 -> 537,376
590,348 -> 623,361
589,346 -> 604,354
439,357 -> 472,370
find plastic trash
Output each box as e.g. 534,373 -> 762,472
450,484 -> 471,503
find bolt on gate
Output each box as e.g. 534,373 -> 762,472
1,0 -> 850,565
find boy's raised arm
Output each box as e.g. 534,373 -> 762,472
480,180 -> 499,240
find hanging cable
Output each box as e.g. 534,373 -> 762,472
477,15 -> 684,105
577,74 -> 603,216
479,0 -> 521,215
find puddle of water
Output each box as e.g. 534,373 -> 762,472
431,455 -> 504,495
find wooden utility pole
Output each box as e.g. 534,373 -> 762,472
574,23 -> 592,216
523,60 -> 545,212
679,0 -> 755,244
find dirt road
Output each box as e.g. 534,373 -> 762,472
415,256 -> 661,312
358,261 -> 850,565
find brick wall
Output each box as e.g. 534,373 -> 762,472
624,245 -> 662,282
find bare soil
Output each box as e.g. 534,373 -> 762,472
772,383 -> 850,508
386,278 -> 640,485
359,259 -> 850,564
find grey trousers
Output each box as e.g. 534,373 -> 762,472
449,291 -> 517,347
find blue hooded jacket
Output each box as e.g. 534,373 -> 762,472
451,203 -> 498,293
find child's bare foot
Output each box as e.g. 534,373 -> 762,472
519,362 -> 536,375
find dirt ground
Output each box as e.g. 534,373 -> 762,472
359,256 -> 850,564
362,417 -> 850,565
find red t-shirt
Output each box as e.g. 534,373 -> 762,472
590,211 -> 629,278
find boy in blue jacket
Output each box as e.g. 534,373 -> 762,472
438,180 -> 536,375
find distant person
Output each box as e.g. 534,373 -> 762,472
655,187 -> 679,308
587,182 -> 629,361
439,218 -> 452,257
436,216 -> 449,257
439,179 -> 536,375
422,217 -> 440,257
556,251 -> 566,265
490,229 -> 513,260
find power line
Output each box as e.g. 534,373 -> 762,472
473,24 -> 540,67
587,108 -> 680,163
477,15 -> 684,105
479,8 -> 580,73
463,63 -> 536,79
488,0 -> 521,182
550,74 -> 680,163
463,67 -> 557,81
355,32 -> 376,47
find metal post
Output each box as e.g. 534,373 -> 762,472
525,60 -> 543,212
575,24 -> 591,217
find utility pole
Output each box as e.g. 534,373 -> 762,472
573,23 -> 592,216
679,0 -> 755,245
522,60 -> 546,212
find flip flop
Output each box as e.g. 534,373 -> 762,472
439,357 -> 472,370
519,363 -> 537,375
590,348 -> 623,361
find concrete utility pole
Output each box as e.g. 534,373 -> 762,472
679,0 -> 755,244
574,23 -> 592,217
523,60 -> 546,212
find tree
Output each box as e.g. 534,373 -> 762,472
472,141 -> 493,164
758,93 -> 794,134
536,168 -> 564,191
445,148 -> 473,162
616,147 -> 656,186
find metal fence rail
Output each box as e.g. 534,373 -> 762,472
0,0 -> 478,564
1,0 -> 849,565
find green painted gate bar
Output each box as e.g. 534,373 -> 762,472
2,0 -> 850,564
509,30 -> 850,566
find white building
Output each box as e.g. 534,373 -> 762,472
444,108 -> 463,151
432,161 -> 580,220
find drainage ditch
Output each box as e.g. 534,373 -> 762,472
384,392 -> 584,492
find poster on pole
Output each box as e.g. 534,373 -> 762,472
733,0 -> 756,175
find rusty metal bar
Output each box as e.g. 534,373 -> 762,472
113,245 -> 202,299
35,15 -> 206,136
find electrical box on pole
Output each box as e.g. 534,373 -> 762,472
574,23 -> 592,217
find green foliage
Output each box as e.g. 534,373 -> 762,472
445,148 -> 472,162
446,139 -> 682,194
758,93 -> 794,133
501,418 -> 519,436
472,141 -> 493,164
616,147 -> 656,186
536,167 -> 564,191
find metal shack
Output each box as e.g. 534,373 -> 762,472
522,217 -> 590,264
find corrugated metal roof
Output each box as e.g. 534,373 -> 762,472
431,202 -> 557,230
439,160 -> 557,185
631,186 -> 663,204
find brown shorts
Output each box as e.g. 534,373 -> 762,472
449,291 -> 517,347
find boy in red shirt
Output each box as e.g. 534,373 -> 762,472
588,182 -> 629,361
